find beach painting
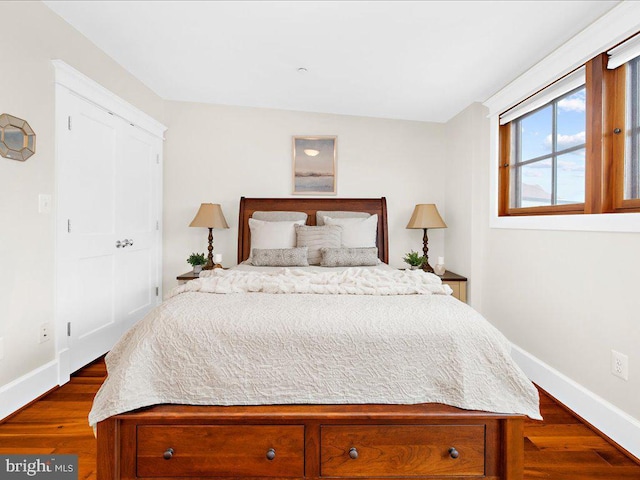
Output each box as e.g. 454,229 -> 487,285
293,136 -> 336,195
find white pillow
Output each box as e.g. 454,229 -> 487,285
248,218 -> 305,253
323,214 -> 378,248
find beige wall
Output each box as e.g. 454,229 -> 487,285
446,103 -> 640,421
444,103 -> 490,309
162,101 -> 447,294
0,1 -> 164,386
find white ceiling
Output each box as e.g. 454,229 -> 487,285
44,1 -> 618,123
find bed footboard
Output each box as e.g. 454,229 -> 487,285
97,403 -> 524,480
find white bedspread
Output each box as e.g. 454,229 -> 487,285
174,267 -> 454,296
89,268 -> 541,426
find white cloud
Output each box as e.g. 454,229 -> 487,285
558,90 -> 586,113
558,97 -> 585,112
544,131 -> 585,149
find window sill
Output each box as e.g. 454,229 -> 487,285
490,211 -> 640,233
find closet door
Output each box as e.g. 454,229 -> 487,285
58,93 -> 122,373
115,126 -> 161,332
57,91 -> 161,374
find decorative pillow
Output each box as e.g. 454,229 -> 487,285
251,247 -> 309,267
252,211 -> 308,222
295,224 -> 342,265
323,214 -> 378,248
248,218 -> 306,254
320,247 -> 379,267
316,211 -> 370,226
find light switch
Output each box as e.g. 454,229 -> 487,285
38,194 -> 52,214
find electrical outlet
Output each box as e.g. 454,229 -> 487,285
611,350 -> 629,380
39,323 -> 51,343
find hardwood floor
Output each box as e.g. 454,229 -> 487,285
0,359 -> 638,480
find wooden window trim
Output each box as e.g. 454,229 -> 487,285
503,203 -> 584,216
585,54 -> 608,214
498,123 -> 510,217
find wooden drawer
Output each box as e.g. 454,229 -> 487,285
137,425 -> 304,477
445,281 -> 460,299
443,280 -> 467,303
320,425 -> 485,477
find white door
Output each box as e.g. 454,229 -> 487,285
57,91 -> 161,374
115,126 -> 160,332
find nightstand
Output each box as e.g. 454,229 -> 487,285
439,270 -> 467,303
177,271 -> 200,284
177,268 -> 227,285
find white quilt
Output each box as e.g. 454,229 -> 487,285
89,268 -> 541,426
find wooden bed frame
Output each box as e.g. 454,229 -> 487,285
237,197 -> 389,264
97,197 -> 525,480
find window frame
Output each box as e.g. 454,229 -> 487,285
498,69 -> 588,217
499,49 -> 640,217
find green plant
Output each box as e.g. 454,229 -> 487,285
403,250 -> 425,267
187,252 -> 207,267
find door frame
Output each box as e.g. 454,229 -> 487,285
53,60 -> 166,383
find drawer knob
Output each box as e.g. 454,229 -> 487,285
349,447 -> 358,459
448,447 -> 459,459
266,448 -> 276,461
163,448 -> 174,460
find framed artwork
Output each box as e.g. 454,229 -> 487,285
292,136 -> 336,195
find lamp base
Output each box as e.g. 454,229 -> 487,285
203,227 -> 215,270
202,260 -> 214,271
421,228 -> 434,273
422,262 -> 434,273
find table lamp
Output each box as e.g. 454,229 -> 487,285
406,204 -> 447,273
189,203 -> 229,270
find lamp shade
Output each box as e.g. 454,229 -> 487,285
189,203 -> 229,229
406,204 -> 447,229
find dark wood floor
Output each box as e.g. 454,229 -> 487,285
0,359 -> 638,480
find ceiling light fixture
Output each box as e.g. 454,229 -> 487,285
304,149 -> 320,157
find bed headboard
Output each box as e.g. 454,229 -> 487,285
237,197 -> 389,264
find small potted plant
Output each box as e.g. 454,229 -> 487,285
403,250 -> 425,270
187,252 -> 207,274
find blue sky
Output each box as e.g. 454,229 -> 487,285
518,88 -> 586,205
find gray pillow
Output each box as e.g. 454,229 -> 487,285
316,211 -> 370,226
251,247 -> 309,267
295,225 -> 342,265
320,247 -> 379,267
252,211 -> 308,222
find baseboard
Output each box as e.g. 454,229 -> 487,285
0,360 -> 59,422
511,344 -> 640,460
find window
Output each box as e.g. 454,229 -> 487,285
609,35 -> 640,211
623,55 -> 640,200
510,86 -> 586,209
498,32 -> 640,217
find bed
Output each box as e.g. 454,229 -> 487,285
95,197 -> 539,480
